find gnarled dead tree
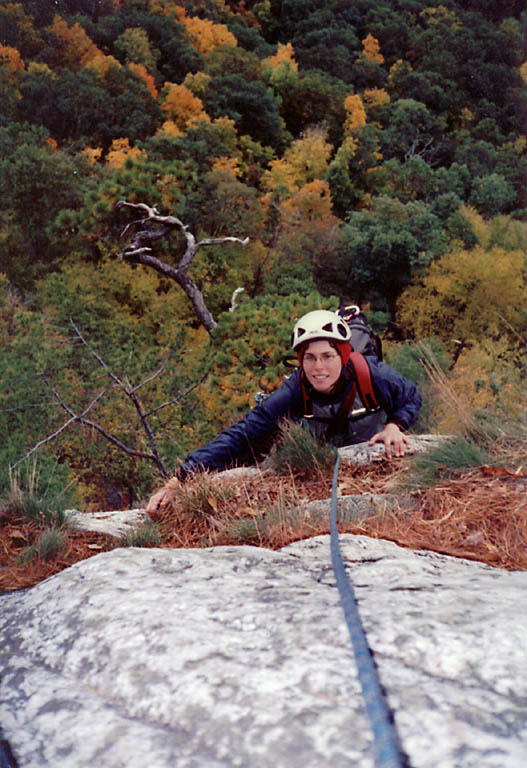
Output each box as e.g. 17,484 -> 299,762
116,201 -> 249,333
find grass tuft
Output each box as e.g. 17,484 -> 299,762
5,462 -> 68,528
268,419 -> 336,478
405,435 -> 489,488
121,522 -> 161,548
179,472 -> 236,519
19,526 -> 68,564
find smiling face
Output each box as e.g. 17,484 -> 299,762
301,340 -> 343,394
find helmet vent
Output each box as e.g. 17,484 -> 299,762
322,322 -> 333,332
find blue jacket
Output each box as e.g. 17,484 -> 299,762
182,357 -> 421,474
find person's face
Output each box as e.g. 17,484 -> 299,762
302,340 -> 342,394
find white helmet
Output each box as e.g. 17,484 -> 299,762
291,310 -> 351,350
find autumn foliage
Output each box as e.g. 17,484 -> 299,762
0,0 -> 525,582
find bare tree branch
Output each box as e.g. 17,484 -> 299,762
143,370 -> 209,418
11,388 -> 108,469
229,287 -> 245,312
69,319 -> 169,477
115,200 -> 249,332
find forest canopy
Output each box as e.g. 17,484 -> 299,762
1,0 -> 525,506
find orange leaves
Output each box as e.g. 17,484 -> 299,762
360,34 -> 384,65
0,44 -> 24,76
343,93 -> 367,133
106,138 -> 146,169
281,180 -> 334,225
46,15 -> 103,71
161,83 -> 210,132
129,62 -> 158,98
265,42 -> 297,71
174,7 -> 237,55
211,156 -> 242,178
82,147 -> 103,165
363,88 -> 390,108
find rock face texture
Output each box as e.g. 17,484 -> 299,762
0,536 -> 525,768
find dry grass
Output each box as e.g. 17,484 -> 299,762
1,457 -> 525,592
351,468 -> 527,570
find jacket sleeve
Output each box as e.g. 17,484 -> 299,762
367,358 -> 422,431
181,371 -> 302,474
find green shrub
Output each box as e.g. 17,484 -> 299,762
383,337 -> 450,433
405,436 -> 489,488
225,516 -> 266,545
121,522 -> 161,548
19,527 -> 68,563
5,460 -> 73,528
268,419 -> 336,477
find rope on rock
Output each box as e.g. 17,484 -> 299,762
330,453 -> 407,768
0,739 -> 18,768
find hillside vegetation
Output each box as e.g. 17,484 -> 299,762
0,0 -> 526,515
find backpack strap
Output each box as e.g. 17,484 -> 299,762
347,352 -> 380,412
300,373 -> 313,416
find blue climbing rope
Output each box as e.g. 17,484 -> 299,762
0,740 -> 17,768
330,454 -> 406,768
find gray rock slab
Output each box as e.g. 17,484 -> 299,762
64,507 -> 151,537
338,434 -> 451,465
305,492 -> 403,523
0,536 -> 525,768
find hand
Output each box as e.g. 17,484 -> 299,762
369,423 -> 410,459
145,481 -> 179,521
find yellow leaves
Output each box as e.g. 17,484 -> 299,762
174,8 -> 237,55
397,245 -> 527,351
281,180 -> 334,225
0,44 -> 24,75
360,34 -> 384,65
129,62 -> 158,98
419,6 -> 460,29
84,52 -> 122,77
183,71 -> 211,97
106,138 -> 146,169
262,126 -> 333,195
157,121 -> 183,139
261,43 -> 298,88
161,83 -> 210,131
149,0 -> 184,20
363,88 -> 390,108
343,93 -> 366,133
26,61 -> 53,76
265,42 -> 297,71
519,62 -> 527,84
115,27 -> 159,73
211,156 -> 242,178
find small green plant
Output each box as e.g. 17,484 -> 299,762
19,526 -> 68,564
121,522 -> 161,548
405,435 -> 489,488
268,419 -> 336,477
6,461 -> 71,528
225,515 -> 266,545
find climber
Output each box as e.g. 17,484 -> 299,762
146,309 -> 421,516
